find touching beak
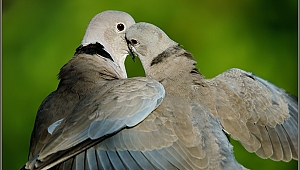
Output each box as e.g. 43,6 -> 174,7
125,36 -> 136,62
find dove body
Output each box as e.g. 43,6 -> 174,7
22,11 -> 165,170
125,22 -> 298,169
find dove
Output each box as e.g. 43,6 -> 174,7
124,22 -> 298,169
21,11 -> 165,170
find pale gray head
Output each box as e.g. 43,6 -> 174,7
125,22 -> 178,69
81,10 -> 135,77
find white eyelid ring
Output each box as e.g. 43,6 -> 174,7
116,22 -> 126,32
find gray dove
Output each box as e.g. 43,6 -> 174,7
21,11 -> 165,170
123,22 -> 298,169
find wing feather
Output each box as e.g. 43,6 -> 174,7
116,150 -> 141,169
209,68 -> 298,161
27,77 -> 165,169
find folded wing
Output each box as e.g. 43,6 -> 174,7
25,77 -> 165,170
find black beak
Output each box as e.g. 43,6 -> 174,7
125,36 -> 136,62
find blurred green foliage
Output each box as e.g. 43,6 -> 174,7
3,0 -> 298,169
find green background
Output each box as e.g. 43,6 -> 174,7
3,0 -> 298,169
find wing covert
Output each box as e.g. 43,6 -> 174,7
209,68 -> 298,161
26,77 -> 165,169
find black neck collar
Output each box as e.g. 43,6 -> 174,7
74,42 -> 114,62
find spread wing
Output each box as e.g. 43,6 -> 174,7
207,68 -> 298,162
25,77 -> 165,170
79,103 -> 245,170
50,95 -> 244,170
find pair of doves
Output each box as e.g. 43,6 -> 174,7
21,10 -> 298,170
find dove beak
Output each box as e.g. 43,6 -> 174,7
125,36 -> 136,62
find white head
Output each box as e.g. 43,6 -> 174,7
81,10 -> 135,78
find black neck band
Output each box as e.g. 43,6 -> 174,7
75,42 -> 114,62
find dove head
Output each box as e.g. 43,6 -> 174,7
81,10 -> 135,77
125,22 -> 178,69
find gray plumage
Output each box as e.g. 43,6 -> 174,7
122,22 -> 298,169
21,11 -> 165,170
22,14 -> 298,170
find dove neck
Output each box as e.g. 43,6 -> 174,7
57,53 -> 122,94
146,46 -> 204,81
75,43 -> 114,62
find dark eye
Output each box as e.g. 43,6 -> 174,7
116,23 -> 125,31
131,39 -> 138,45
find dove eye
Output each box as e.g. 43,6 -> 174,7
131,39 -> 138,45
116,23 -> 125,32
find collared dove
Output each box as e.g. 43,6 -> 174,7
21,11 -> 165,170
124,22 -> 298,169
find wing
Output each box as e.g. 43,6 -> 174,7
28,89 -> 82,159
82,103 -> 245,170
25,77 -> 165,170
28,53 -> 124,160
41,71 -> 257,170
65,93 -> 245,170
207,68 -> 298,161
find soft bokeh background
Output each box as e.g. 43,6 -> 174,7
3,0 -> 298,169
